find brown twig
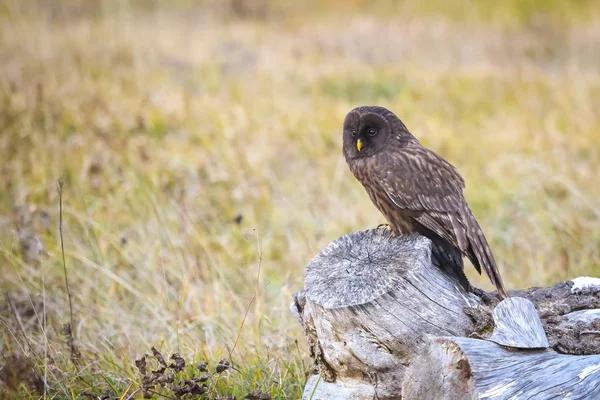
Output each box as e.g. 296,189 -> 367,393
57,178 -> 79,363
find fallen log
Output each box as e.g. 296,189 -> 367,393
403,337 -> 600,400
403,297 -> 600,399
292,229 -> 600,400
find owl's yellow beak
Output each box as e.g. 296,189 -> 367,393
357,138 -> 363,152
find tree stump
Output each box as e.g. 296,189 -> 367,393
292,230 -> 600,400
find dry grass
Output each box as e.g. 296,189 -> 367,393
1,0 -> 599,398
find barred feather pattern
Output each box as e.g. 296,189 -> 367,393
348,134 -> 507,298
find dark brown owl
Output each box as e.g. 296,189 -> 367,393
343,106 -> 507,298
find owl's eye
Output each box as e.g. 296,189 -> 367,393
367,128 -> 378,136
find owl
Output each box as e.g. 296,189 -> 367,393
343,106 -> 507,298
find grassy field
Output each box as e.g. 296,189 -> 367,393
1,0 -> 600,398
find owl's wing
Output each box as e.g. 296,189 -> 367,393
375,146 -> 468,251
375,145 -> 506,296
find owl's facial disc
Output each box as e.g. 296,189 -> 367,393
343,107 -> 396,160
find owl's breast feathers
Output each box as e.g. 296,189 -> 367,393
348,151 -> 420,234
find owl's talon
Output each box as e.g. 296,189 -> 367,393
376,224 -> 396,237
376,223 -> 393,231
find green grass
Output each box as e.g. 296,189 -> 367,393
1,0 -> 600,398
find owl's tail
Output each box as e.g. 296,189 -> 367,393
466,216 -> 508,299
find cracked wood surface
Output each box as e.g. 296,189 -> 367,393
403,338 -> 600,400
292,229 -> 600,399
293,229 -> 482,399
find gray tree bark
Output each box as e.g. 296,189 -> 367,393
292,229 -> 600,400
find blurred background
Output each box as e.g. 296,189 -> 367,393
1,0 -> 599,397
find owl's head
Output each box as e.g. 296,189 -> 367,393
342,106 -> 412,160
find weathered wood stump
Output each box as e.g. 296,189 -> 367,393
291,230 -> 600,400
